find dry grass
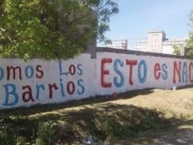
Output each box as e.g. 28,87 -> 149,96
0,88 -> 193,145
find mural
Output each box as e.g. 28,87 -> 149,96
0,51 -> 193,109
0,54 -> 95,109
96,52 -> 193,95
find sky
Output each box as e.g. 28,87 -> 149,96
105,0 -> 193,43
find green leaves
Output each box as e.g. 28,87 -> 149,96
173,45 -> 181,56
187,11 -> 193,57
0,0 -> 118,60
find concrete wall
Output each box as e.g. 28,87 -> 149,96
0,54 -> 95,109
96,51 -> 192,95
0,48 -> 193,109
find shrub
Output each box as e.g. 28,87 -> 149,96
35,122 -> 57,145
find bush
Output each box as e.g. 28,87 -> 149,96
35,122 -> 57,145
0,126 -> 17,145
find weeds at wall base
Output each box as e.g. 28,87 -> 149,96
0,103 -> 185,145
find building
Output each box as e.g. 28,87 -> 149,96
106,39 -> 128,50
134,30 -> 188,55
134,40 -> 148,52
162,39 -> 187,55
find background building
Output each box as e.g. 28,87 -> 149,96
105,39 -> 128,50
134,30 -> 188,55
134,40 -> 148,52
102,30 -> 187,56
162,39 -> 187,55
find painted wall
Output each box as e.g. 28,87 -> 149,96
96,52 -> 193,95
0,51 -> 192,109
0,54 -> 95,109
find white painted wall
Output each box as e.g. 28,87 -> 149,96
0,54 -> 95,109
0,52 -> 193,109
96,52 -> 193,95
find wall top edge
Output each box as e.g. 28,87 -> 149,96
96,47 -> 193,60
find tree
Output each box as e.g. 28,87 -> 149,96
0,0 -> 118,60
186,11 -> 193,57
173,44 -> 181,56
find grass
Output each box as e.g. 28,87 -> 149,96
0,105 -> 186,145
0,88 -> 193,145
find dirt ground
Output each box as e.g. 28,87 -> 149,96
61,88 -> 193,145
2,88 -> 193,145
110,88 -> 193,145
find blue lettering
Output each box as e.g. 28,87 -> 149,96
138,60 -> 147,84
25,65 -> 34,78
3,84 -> 19,106
77,79 -> 85,95
58,61 -> 68,76
60,79 -> 65,97
36,84 -> 45,99
0,67 -> 4,81
77,64 -> 83,75
162,63 -> 168,80
183,62 -> 188,83
114,59 -> 124,88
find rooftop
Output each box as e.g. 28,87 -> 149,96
148,30 -> 165,33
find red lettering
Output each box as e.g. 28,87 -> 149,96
69,65 -> 76,75
22,86 -> 34,102
36,65 -> 44,79
7,66 -> 22,80
48,83 -> 58,99
126,59 -> 137,85
154,63 -> 161,80
67,81 -> 75,95
101,58 -> 112,88
173,61 -> 181,84
189,62 -> 193,83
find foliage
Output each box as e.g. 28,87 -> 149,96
0,126 -> 17,145
35,122 -> 57,145
173,44 -> 181,56
0,0 -> 118,60
0,104 -> 176,145
187,11 -> 193,57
